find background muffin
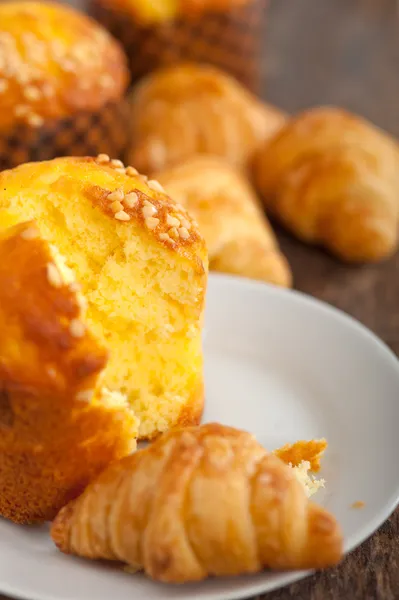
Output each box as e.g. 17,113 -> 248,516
0,0 -> 130,170
88,0 -> 267,92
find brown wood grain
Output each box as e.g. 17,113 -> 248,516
259,1 -> 399,598
1,0 -> 398,599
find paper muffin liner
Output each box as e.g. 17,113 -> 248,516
0,99 -> 130,172
88,0 -> 267,93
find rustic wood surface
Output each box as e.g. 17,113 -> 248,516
1,0 -> 398,599
258,1 -> 399,599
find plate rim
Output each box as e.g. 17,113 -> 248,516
206,274 -> 399,586
1,273 -> 399,600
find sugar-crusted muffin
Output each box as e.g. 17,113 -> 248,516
89,0 -> 267,92
0,156 -> 208,442
0,1 -> 130,170
0,217 -> 139,524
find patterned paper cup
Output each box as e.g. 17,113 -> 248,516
89,0 -> 267,94
0,99 -> 130,172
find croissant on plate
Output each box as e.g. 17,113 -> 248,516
51,423 -> 343,583
157,156 -> 292,287
128,63 -> 287,174
253,106 -> 399,263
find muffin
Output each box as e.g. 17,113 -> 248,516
0,156 -> 208,444
0,216 -> 139,524
128,63 -> 287,175
88,0 -> 267,93
0,1 -> 130,171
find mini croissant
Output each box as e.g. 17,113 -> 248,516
128,63 -> 287,174
253,107 -> 399,263
51,423 -> 343,583
157,156 -> 292,287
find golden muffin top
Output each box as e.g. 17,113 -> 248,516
99,0 -> 252,24
0,154 -> 206,261
0,1 -> 129,133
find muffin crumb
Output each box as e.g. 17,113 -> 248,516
351,501 -> 365,509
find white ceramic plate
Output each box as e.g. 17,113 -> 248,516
1,273 -> 399,600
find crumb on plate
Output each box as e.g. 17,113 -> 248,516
274,438 -> 328,472
351,501 -> 365,509
290,460 -> 325,498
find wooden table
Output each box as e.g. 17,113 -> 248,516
1,1 -> 398,599
258,1 -> 399,598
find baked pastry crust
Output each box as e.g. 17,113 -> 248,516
51,423 -> 343,582
0,219 -> 138,524
157,156 -> 292,287
128,63 -> 286,174
0,155 -> 206,261
0,1 -> 128,133
253,107 -> 399,263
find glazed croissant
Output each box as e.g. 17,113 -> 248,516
128,63 -> 287,174
51,423 -> 343,583
253,107 -> 399,263
157,156 -> 292,287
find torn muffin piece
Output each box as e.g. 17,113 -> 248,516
274,438 -> 328,498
